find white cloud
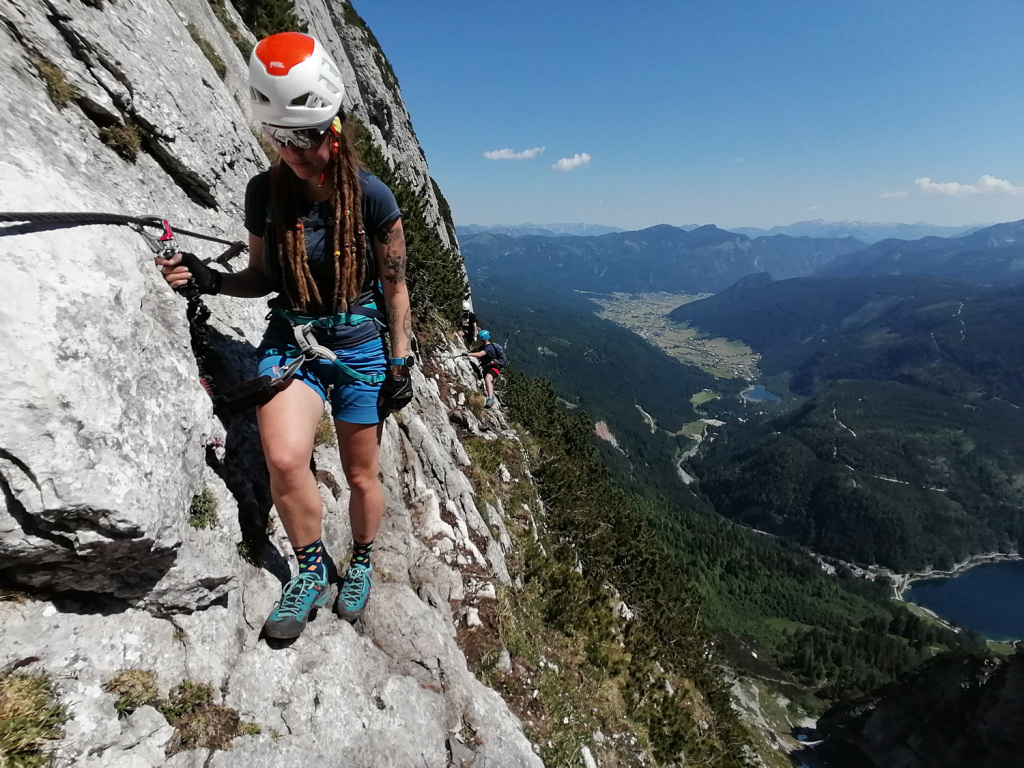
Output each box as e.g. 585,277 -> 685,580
552,152 -> 592,172
914,174 -> 1023,197
881,190 -> 909,199
483,146 -> 545,160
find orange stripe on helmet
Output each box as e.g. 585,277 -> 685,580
255,32 -> 316,76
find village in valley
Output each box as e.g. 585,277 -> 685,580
588,292 -> 759,380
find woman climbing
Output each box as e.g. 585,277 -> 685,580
157,32 -> 414,640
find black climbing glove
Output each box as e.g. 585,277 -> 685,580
378,372 -> 413,414
177,252 -> 222,295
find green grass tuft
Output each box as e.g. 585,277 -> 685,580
232,0 -> 307,39
313,413 -> 336,448
0,670 -> 67,767
186,23 -> 227,80
99,123 -> 141,162
29,53 -> 78,108
210,1 -> 254,60
188,488 -> 219,529
105,669 -> 158,717
159,680 -> 259,755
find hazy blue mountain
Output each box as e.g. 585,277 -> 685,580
817,219 -> 1024,283
457,222 -> 624,238
461,224 -> 865,294
730,219 -> 982,243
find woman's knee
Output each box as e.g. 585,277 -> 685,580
263,441 -> 312,481
343,464 -> 380,496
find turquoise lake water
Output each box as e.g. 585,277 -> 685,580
904,559 -> 1024,641
741,384 -> 782,402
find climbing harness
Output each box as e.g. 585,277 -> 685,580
0,210 -> 246,405
221,313 -> 387,410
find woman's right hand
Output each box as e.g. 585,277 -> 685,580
155,252 -> 191,291
156,252 -> 222,294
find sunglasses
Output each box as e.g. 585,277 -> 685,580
262,124 -> 331,150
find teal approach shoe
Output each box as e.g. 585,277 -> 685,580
335,562 -> 373,623
264,572 -> 331,640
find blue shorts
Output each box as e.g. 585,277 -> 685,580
256,334 -> 386,424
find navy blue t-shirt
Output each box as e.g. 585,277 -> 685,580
244,169 -> 401,347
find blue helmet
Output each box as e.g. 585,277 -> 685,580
478,330 -> 491,340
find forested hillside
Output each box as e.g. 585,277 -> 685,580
671,275 -> 1024,570
471,277 -> 986,708
697,381 -> 1024,570
670,274 -> 1024,402
473,275 -> 735,497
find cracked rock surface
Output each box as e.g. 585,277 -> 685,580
0,1 -> 539,765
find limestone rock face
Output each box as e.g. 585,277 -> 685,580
0,1 -> 536,765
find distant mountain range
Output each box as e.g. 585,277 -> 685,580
462,219 -> 1024,292
461,224 -> 866,294
457,223 -> 624,238
459,219 -> 985,243
818,219 -> 1024,283
729,219 -> 982,244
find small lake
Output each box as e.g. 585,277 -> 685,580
905,559 -> 1024,641
741,384 -> 782,402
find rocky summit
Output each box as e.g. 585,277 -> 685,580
0,1 -> 537,765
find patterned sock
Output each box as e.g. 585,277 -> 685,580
351,538 -> 374,568
293,539 -> 327,581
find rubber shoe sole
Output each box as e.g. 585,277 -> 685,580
264,574 -> 331,640
335,563 -> 372,623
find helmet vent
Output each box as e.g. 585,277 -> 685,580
251,87 -> 270,104
290,93 -> 311,106
321,78 -> 342,98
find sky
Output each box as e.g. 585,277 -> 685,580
354,0 -> 1024,230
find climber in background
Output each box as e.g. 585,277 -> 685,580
157,32 -> 414,640
466,330 -> 506,408
458,299 -> 478,347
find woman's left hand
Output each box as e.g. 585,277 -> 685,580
378,371 -> 413,414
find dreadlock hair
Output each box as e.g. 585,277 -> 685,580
270,116 -> 367,314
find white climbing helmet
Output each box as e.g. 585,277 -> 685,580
249,32 -> 345,128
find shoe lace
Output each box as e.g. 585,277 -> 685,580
275,573 -> 323,619
340,563 -> 371,605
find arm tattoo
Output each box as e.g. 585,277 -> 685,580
388,304 -> 412,339
378,221 -> 407,285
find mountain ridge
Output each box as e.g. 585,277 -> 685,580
819,218 -> 1024,283
460,219 -> 985,243
462,224 -> 866,294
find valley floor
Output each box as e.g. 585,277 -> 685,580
588,291 -> 760,379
